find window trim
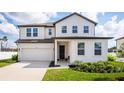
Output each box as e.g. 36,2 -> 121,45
48,28 -> 52,35
84,26 -> 89,33
72,26 -> 78,33
77,42 -> 85,55
94,42 -> 102,55
26,28 -> 32,37
62,26 -> 67,33
33,28 -> 38,37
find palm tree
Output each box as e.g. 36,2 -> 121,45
1,36 -> 8,51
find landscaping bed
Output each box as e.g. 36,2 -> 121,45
0,55 -> 17,67
43,61 -> 124,81
69,61 -> 124,73
0,59 -> 16,67
49,61 -> 60,67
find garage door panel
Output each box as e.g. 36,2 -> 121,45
21,48 -> 53,61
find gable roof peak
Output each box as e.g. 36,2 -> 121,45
54,12 -> 97,25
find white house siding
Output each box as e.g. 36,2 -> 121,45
69,39 -> 108,63
19,27 -> 45,39
55,14 -> 95,37
116,38 -> 124,50
17,43 -> 54,61
44,27 -> 55,39
19,27 -> 55,39
55,39 -> 108,64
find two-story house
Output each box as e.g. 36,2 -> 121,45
16,12 -> 113,65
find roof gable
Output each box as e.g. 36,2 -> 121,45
116,37 -> 124,41
54,12 -> 97,25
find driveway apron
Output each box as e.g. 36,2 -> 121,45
0,61 -> 50,81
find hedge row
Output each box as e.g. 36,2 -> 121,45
69,61 -> 124,73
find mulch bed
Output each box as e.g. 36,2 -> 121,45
49,61 -> 60,67
116,77 -> 124,81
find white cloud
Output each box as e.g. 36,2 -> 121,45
95,15 -> 124,48
0,12 -> 57,35
7,40 -> 17,48
0,22 -> 19,35
0,14 -> 19,35
0,14 -> 7,22
81,12 -> 100,22
0,12 -> 57,48
0,14 -> 18,48
4,12 -> 57,24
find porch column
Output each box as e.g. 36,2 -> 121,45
55,40 -> 57,65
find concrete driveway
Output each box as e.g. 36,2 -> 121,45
0,61 -> 50,81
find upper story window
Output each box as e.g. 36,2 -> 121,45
78,43 -> 85,55
72,26 -> 78,33
84,26 -> 89,33
48,29 -> 52,35
26,28 -> 31,37
62,26 -> 67,33
33,28 -> 38,37
94,42 -> 102,55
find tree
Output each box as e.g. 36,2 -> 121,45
0,36 -> 8,51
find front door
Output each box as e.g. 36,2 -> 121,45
59,45 -> 65,59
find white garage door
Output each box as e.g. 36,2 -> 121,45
21,48 -> 53,61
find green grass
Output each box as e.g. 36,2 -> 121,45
0,59 -> 16,67
43,68 -> 124,81
43,61 -> 124,81
111,61 -> 124,68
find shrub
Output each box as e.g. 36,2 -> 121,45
105,65 -> 114,73
107,54 -> 116,61
74,60 -> 82,65
69,61 -> 124,73
117,51 -> 124,57
80,64 -> 90,72
12,55 -> 18,61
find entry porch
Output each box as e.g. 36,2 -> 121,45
54,39 -> 72,65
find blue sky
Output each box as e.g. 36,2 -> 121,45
0,12 -> 124,48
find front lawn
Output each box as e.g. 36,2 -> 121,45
0,59 -> 16,67
43,68 -> 124,81
43,61 -> 124,81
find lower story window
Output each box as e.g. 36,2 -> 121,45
78,43 -> 85,55
33,28 -> 38,37
94,42 -> 102,55
26,28 -> 31,37
49,29 -> 52,35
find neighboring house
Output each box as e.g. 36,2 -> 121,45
116,37 -> 124,51
16,12 -> 113,65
